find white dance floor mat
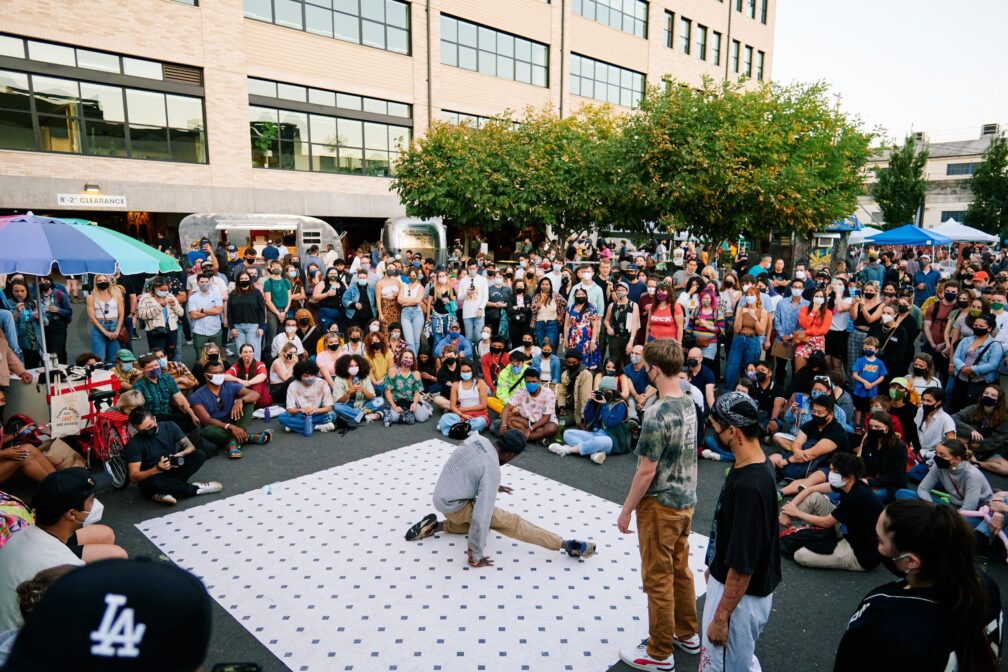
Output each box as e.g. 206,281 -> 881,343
137,439 -> 709,672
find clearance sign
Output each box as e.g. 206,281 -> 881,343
57,193 -> 128,208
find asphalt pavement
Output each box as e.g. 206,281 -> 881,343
14,320 -> 1007,671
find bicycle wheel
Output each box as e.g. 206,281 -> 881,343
102,424 -> 129,489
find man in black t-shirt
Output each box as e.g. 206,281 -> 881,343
780,452 -> 884,571
769,395 -> 848,481
125,408 -> 221,506
702,392 -> 781,672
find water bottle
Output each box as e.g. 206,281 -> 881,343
263,405 -> 271,423
303,412 -> 313,437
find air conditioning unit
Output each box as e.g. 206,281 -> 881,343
912,131 -> 929,144
982,123 -> 1002,137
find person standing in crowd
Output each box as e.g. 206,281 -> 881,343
725,284 -> 769,390
699,392 -> 780,672
375,259 -> 403,336
425,268 -> 456,348
9,283 -> 43,369
188,273 -> 225,356
34,277 -> 71,364
950,312 -> 1002,412
834,499 -> 1001,672
460,259 -> 488,347
922,280 -> 959,381
262,261 -> 293,357
397,266 -> 427,356
126,409 -> 223,505
604,281 -> 640,370
825,277 -> 852,374
686,347 -> 716,415
564,287 -> 601,370
227,270 -> 266,362
485,270 -> 510,338
85,273 -> 123,363
851,336 -> 888,427
913,253 -> 941,306
136,276 -> 185,363
618,339 -> 700,671
531,277 -> 564,349
794,287 -> 832,373
312,265 -> 347,332
869,303 -> 914,389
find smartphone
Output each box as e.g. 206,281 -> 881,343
212,664 -> 262,672
850,287 -> 859,297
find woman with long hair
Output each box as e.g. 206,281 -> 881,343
834,499 -> 1001,671
691,287 -> 723,376
397,265 -> 427,356
908,353 -> 942,396
85,273 -> 124,363
531,277 -> 565,350
382,349 -> 430,425
564,287 -> 601,369
953,383 -> 1008,477
848,280 -> 884,377
437,357 -> 490,436
643,281 -> 683,344
375,259 -> 403,336
226,343 -> 272,408
191,341 -> 229,386
858,411 -> 909,502
825,277 -> 853,374
723,283 -> 768,390
269,341 -> 299,402
718,271 -> 742,359
794,287 -> 833,373
365,330 -> 391,396
426,268 -> 457,348
228,270 -> 267,362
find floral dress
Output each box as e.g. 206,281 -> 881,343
565,303 -> 601,369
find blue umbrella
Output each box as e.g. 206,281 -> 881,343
864,224 -> 952,246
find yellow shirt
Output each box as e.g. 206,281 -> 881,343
366,350 -> 391,381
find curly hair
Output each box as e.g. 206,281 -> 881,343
334,354 -> 370,379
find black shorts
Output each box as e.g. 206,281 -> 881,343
66,531 -> 84,559
852,394 -> 876,413
825,330 -> 849,358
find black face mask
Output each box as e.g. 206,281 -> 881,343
350,336 -> 360,343
686,358 -> 699,368
879,555 -> 906,578
238,280 -> 250,288
813,415 -> 829,427
523,341 -> 533,348
912,367 -> 928,377
208,353 -> 219,362
933,455 -> 952,470
755,371 -> 768,383
327,344 -> 339,351
920,403 -> 935,415
867,428 -> 885,441
95,281 -> 110,290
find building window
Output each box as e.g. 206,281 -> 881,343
941,210 -> 967,222
731,40 -> 740,73
664,11 -> 674,49
743,45 -> 753,77
747,0 -> 756,18
242,0 -> 411,55
440,15 -> 548,87
696,25 -> 707,61
569,53 -> 644,108
756,50 -> 765,81
946,162 -> 975,176
247,77 -> 410,175
572,0 -> 648,39
760,0 -> 768,23
438,110 -> 516,128
735,0 -> 742,11
679,17 -> 691,54
172,0 -> 198,5
711,31 -> 722,65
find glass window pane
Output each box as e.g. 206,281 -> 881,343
0,70 -> 31,111
0,109 -> 35,150
248,78 -> 277,98
0,35 -> 23,59
441,41 -> 458,66
278,138 -> 310,170
363,98 -> 387,114
39,114 -> 82,153
607,83 -> 619,103
458,46 -> 476,71
129,124 -> 170,160
80,82 -> 125,122
386,0 -> 408,28
478,50 -> 496,76
308,0 -> 333,8
274,0 -> 304,29
532,65 -> 546,87
126,89 -> 167,126
311,143 -> 340,172
122,57 -> 163,80
364,122 -> 388,150
620,88 -> 632,107
569,55 -> 580,77
337,93 -> 362,110
166,95 -> 203,130
361,20 -> 385,48
388,126 -> 409,150
244,0 -> 273,21
569,74 -> 581,97
309,88 -> 336,106
338,145 -> 363,173
305,4 -> 334,37
277,82 -> 307,102
514,39 -> 531,62
514,60 -> 531,84
531,43 -> 547,66
310,114 -> 338,143
365,151 -> 390,176
32,76 -> 81,116
457,21 -> 477,47
497,33 -> 514,57
250,106 -> 279,124
497,55 -> 513,80
361,0 -> 384,21
387,27 -> 408,54
27,41 -> 75,66
477,27 -> 495,51
76,49 -> 120,74
333,0 -> 357,12
170,125 -> 206,163
338,118 -> 363,147
441,16 -> 457,42
278,109 -> 309,142
333,11 -> 360,42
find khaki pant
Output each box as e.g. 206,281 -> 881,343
793,492 -> 865,572
636,496 -> 698,660
442,500 -> 563,551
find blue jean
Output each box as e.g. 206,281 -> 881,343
562,428 -> 613,455
276,411 -> 336,433
703,436 -> 736,462
535,320 -> 559,349
463,316 -> 485,349
333,398 -> 384,425
0,309 -> 20,360
318,306 -> 342,332
438,413 -> 489,436
233,323 -> 262,361
907,462 -> 930,484
90,319 -> 120,363
401,306 -> 425,356
724,334 -> 763,390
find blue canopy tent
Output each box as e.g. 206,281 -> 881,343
864,224 -> 952,246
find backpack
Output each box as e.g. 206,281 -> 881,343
0,491 -> 33,549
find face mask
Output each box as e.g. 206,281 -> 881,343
302,376 -> 316,386
120,362 -> 133,372
95,281 -> 111,291
646,287 -> 656,295
511,364 -> 523,375
868,427 -> 885,440
687,358 -> 699,368
745,371 -> 758,381
957,299 -> 970,308
155,289 -> 169,298
285,327 -> 296,335
981,395 -> 998,407
933,455 -> 952,470
525,382 -> 540,394
631,355 -> 642,365
993,302 -> 1006,311
827,471 -> 846,491
209,373 -> 225,386
347,366 -> 361,378
199,284 -> 210,293
574,296 -> 587,305
401,360 -> 414,369
754,370 -> 767,383
369,324 -> 381,333
371,342 -> 382,350
944,291 -> 958,302
795,271 -> 806,280
582,272 -> 593,281
77,498 -> 104,526
791,288 -> 803,298
350,335 -> 361,343
386,269 -> 397,276
157,356 -> 168,369
553,263 -> 562,272
461,371 -> 473,381
863,349 -> 876,357
889,388 -> 904,401
655,291 -> 668,302
390,330 -> 401,340
973,326 -> 989,336
864,292 -> 876,299
881,314 -> 894,324
812,297 -> 824,306
920,402 -> 935,415
493,277 -> 503,287
146,367 -> 161,380
813,414 -> 829,426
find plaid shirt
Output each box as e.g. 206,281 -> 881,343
132,373 -> 180,416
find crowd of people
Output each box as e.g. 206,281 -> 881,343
0,232 -> 1002,669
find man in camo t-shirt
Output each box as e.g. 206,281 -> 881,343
617,338 -> 700,670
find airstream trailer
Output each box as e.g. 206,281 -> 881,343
178,213 -> 343,258
382,217 -> 446,266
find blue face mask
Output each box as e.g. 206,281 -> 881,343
511,365 -> 522,375
121,362 -> 133,372
525,382 -> 540,394
460,372 -> 473,381
863,349 -> 876,357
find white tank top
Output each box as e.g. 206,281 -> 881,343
94,296 -> 118,320
381,283 -> 400,298
456,380 -> 480,407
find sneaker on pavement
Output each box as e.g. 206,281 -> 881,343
151,494 -> 177,506
316,422 -> 336,432
284,426 -> 292,433
590,452 -> 606,465
673,633 -> 701,655
562,539 -> 596,558
194,481 -> 223,496
620,641 -> 674,671
547,442 -> 567,456
701,449 -> 721,461
405,513 -> 439,541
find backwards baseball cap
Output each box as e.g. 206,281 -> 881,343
115,349 -> 136,362
3,558 -> 212,672
496,429 -> 527,455
31,468 -> 95,527
711,391 -> 760,429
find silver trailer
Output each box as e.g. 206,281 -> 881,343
178,213 -> 344,258
382,217 -> 446,267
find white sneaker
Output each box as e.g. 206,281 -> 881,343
701,449 -> 721,461
673,633 -> 701,654
547,442 -> 568,456
620,641 -> 674,671
194,481 -> 223,496
316,422 -> 336,433
284,426 -> 292,433
590,452 -> 606,465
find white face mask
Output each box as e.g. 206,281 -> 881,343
646,287 -> 656,295
827,471 -> 846,489
209,374 -> 225,386
631,354 -> 642,365
795,271 -> 806,280
369,324 -> 381,333
285,326 -> 296,335
881,313 -> 894,324
494,277 -> 503,286
481,331 -> 491,340
347,366 -> 360,377
812,297 -> 825,306
77,498 -> 103,526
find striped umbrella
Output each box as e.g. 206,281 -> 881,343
0,212 -> 180,275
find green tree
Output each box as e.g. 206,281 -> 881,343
624,79 -> 875,242
872,135 -> 928,228
964,133 -> 1008,236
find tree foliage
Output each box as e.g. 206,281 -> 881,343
392,79 -> 874,242
872,135 -> 928,228
965,133 -> 1008,236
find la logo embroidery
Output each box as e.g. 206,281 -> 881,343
90,594 -> 146,658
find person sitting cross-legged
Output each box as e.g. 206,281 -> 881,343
438,358 -> 491,437
548,375 -> 629,465
126,409 -> 223,506
500,366 -> 558,444
277,359 -> 337,434
190,361 -> 270,459
331,354 -> 385,426
770,394 -> 849,494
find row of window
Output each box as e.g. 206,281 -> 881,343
0,69 -> 206,163
941,210 -> 967,222
729,41 -> 765,81
440,15 -> 549,88
572,0 -> 648,39
0,34 -> 168,83
247,77 -> 411,118
946,162 -> 975,176
664,13 -> 723,67
569,53 -> 644,108
733,0 -> 769,25
243,0 -> 410,55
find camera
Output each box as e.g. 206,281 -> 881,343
170,455 -> 185,467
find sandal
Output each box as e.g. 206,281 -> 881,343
227,443 -> 243,459
251,430 -> 273,445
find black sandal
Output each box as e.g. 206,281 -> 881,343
405,513 -> 438,541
